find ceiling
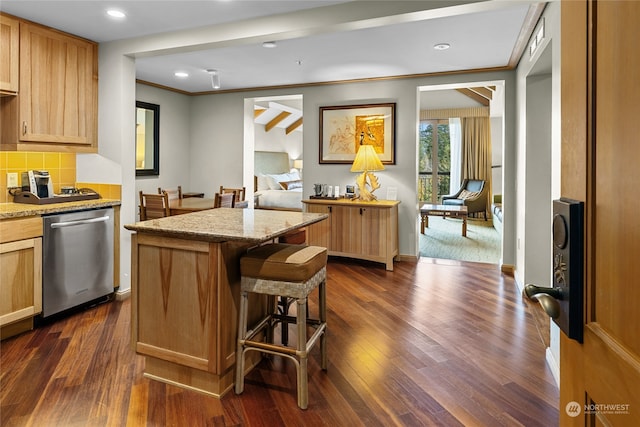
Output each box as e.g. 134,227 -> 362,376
0,1 -> 546,94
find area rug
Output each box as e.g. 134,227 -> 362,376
419,216 -> 501,264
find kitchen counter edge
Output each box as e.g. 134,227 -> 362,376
0,199 -> 122,219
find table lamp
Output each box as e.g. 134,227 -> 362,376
293,159 -> 303,175
350,143 -> 384,201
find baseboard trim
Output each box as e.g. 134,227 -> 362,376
115,288 -> 131,301
501,264 -> 515,276
397,254 -> 419,263
546,346 -> 560,387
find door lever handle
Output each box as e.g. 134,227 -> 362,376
524,284 -> 564,300
524,284 -> 563,319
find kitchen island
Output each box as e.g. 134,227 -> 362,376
124,208 -> 327,397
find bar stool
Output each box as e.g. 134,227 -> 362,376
235,243 -> 328,409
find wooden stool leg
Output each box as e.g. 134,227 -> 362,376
235,290 -> 249,394
296,298 -> 308,409
319,280 -> 327,371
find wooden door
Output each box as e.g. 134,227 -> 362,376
331,205 -> 361,255
560,1 -> 640,425
360,205 -> 384,258
304,203 -> 331,249
19,22 -> 97,146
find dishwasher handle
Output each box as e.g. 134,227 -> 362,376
50,215 -> 110,229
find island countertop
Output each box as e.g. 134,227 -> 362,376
124,207 -> 327,243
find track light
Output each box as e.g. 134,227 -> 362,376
206,69 -> 220,89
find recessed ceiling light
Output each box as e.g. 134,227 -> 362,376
174,72 -> 189,78
433,43 -> 451,51
262,41 -> 277,48
106,9 -> 126,19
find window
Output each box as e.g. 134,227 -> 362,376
419,120 -> 451,203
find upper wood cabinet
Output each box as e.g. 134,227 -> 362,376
0,14 -> 19,95
0,15 -> 98,152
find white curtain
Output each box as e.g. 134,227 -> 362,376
449,117 -> 462,194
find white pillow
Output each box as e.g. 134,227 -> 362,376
279,180 -> 303,190
257,174 -> 271,191
287,170 -> 301,181
266,172 -> 299,190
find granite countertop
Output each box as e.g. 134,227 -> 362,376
125,208 -> 328,243
0,199 -> 122,219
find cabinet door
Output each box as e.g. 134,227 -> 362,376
360,206 -> 386,258
19,22 -> 97,145
304,204 -> 331,249
0,15 -> 19,94
0,237 -> 42,326
331,205 -> 362,254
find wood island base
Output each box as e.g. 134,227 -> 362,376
130,234 -> 266,398
141,354 -> 261,398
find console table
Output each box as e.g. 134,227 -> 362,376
302,199 -> 399,271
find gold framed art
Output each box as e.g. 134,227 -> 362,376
319,102 -> 396,164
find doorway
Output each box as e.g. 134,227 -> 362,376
417,82 -> 505,264
242,94 -> 303,207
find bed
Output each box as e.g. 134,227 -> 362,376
254,151 -> 303,211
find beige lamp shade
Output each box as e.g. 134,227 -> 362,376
350,145 -> 384,172
293,159 -> 303,169
350,144 -> 384,201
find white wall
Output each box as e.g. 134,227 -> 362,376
135,84 -> 192,208
514,0 -> 561,385
254,127 -> 303,163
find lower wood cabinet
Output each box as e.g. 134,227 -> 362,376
303,199 -> 399,270
0,216 -> 43,339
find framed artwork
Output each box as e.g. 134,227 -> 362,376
319,102 -> 396,164
135,101 -> 160,176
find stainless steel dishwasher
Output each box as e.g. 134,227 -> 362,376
42,207 -> 114,317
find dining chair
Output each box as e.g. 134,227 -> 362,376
214,191 -> 236,208
219,186 -> 246,202
158,186 -> 182,200
140,191 -> 170,220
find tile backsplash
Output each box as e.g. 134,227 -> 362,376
0,151 -> 121,203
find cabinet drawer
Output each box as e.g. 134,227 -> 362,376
0,216 -> 43,243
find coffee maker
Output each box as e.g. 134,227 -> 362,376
21,170 -> 54,198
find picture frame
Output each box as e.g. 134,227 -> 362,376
319,102 -> 396,164
135,101 -> 160,176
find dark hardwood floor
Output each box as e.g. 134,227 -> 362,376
1,257 -> 559,426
